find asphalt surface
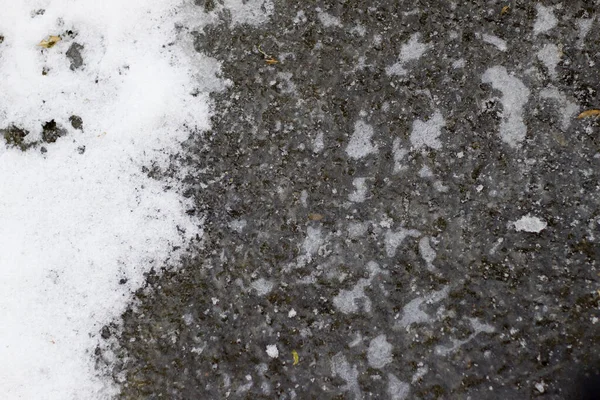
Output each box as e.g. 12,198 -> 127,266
97,1 -> 600,398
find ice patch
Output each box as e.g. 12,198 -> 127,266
388,374 -> 411,400
349,177 -> 368,203
482,66 -> 530,148
410,111 -> 445,150
346,120 -> 377,159
386,33 -> 431,76
392,138 -> 408,173
223,0 -> 274,26
385,228 -> 420,257
418,165 -> 434,178
348,221 -> 368,238
539,86 -> 578,130
418,237 -> 437,272
333,262 -> 383,314
435,318 -> 495,356
303,226 -> 323,257
251,278 -> 274,296
537,43 -> 561,79
577,17 -> 596,49
533,4 -> 557,36
316,8 -> 342,28
513,215 -> 547,233
331,353 -> 361,399
367,334 -> 393,369
479,33 -> 507,51
395,286 -> 449,330
313,131 -> 324,153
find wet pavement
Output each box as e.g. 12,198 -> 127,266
98,1 -> 600,398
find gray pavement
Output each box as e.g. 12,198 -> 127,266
98,1 -> 600,398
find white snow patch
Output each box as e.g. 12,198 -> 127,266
367,334 -> 393,369
388,374 -> 411,400
452,59 -> 466,69
331,353 -> 361,398
303,226 -> 323,257
577,17 -> 595,49
223,0 -> 274,26
349,177 -> 368,203
482,66 -> 530,148
313,131 -> 324,153
479,33 -> 507,51
346,120 -> 377,159
386,33 -> 432,76
418,165 -> 434,178
537,43 -> 561,79
348,222 -> 368,238
251,278 -> 274,296
410,111 -> 445,150
316,8 -> 342,28
266,344 -> 279,358
513,215 -> 547,233
533,4 -> 558,36
0,1 -> 226,398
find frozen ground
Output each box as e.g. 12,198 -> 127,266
2,0 -> 600,399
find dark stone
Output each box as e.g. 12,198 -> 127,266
66,43 -> 84,71
69,115 -> 83,130
1,125 -> 30,150
41,120 -> 67,143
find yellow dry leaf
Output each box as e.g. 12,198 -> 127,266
39,35 -> 61,48
308,213 -> 324,221
501,6 -> 510,15
292,350 -> 299,365
577,109 -> 600,119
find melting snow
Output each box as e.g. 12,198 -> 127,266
482,66 -> 530,148
386,33 -> 431,76
0,0 -> 269,398
346,120 -> 377,159
533,4 -> 558,36
410,111 -> 445,150
513,215 -> 547,233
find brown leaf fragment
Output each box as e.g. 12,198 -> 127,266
265,58 -> 279,65
308,213 -> 324,221
38,35 -> 61,49
577,109 -> 600,119
501,6 -> 510,15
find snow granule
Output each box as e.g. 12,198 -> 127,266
266,344 -> 279,358
514,215 -> 547,233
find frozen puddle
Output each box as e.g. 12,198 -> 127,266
0,0 -> 254,398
